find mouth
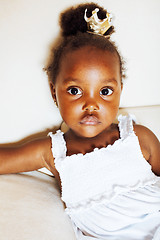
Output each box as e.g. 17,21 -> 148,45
80,115 -> 101,125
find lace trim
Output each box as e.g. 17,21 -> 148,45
48,130 -> 67,163
65,177 -> 159,214
118,114 -> 134,140
64,136 -> 123,161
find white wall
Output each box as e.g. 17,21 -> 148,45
0,0 -> 160,143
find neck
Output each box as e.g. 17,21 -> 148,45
65,126 -> 110,141
64,124 -> 120,156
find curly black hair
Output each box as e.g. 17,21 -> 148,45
45,2 -> 125,84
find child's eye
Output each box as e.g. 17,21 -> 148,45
100,88 -> 113,96
67,87 -> 82,95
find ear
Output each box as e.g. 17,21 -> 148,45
121,82 -> 123,92
50,81 -> 58,106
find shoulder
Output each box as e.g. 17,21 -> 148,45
40,136 -> 58,174
27,135 -> 57,176
27,136 -> 54,164
30,135 -> 61,181
133,124 -> 160,175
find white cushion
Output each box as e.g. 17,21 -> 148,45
0,171 -> 76,240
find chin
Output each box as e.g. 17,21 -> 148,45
76,128 -> 102,139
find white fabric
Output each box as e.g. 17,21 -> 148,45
49,115 -> 160,240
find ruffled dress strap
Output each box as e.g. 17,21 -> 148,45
118,114 -> 135,140
48,130 -> 67,169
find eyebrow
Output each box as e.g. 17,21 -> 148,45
63,78 -> 80,84
63,77 -> 118,85
101,78 -> 118,85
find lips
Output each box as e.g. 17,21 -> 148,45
80,115 -> 100,125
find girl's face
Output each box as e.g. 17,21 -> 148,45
52,46 -> 122,138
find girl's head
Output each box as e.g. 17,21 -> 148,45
46,2 -> 125,138
46,3 -> 125,85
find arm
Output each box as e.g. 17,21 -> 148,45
134,124 -> 160,176
0,136 -> 56,175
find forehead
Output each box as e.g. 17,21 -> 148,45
57,46 -> 121,83
63,45 -> 119,65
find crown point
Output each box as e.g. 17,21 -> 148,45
84,8 -> 112,36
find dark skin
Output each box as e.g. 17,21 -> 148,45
53,47 -> 122,155
0,46 -> 160,187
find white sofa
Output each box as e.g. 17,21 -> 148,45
0,105 -> 159,240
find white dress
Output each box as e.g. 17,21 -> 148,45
49,115 -> 160,240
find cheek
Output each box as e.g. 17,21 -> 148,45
101,95 -> 121,116
57,98 -> 81,122
111,96 -> 121,112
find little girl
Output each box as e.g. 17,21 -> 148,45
0,2 -> 160,240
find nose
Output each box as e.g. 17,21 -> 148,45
82,99 -> 99,111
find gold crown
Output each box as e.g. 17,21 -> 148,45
84,8 -> 112,36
